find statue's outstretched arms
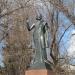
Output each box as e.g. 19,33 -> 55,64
30,24 -> 35,31
26,19 -> 35,31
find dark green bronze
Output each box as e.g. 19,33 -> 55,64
26,16 -> 51,69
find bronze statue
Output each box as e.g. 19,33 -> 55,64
26,15 -> 51,69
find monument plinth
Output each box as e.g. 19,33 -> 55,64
25,69 -> 55,75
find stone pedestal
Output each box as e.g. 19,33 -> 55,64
25,69 -> 55,75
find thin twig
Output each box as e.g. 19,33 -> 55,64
58,24 -> 72,44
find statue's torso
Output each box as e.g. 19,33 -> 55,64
32,20 -> 48,65
33,21 -> 44,50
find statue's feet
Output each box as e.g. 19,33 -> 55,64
29,62 -> 52,70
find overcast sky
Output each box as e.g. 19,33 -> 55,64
0,40 -> 5,67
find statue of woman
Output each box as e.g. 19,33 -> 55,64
26,15 -> 51,69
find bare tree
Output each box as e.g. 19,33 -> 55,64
0,0 -> 75,75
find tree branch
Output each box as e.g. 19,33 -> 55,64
48,0 -> 75,25
0,0 -> 31,18
58,24 -> 72,44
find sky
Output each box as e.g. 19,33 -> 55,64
0,40 -> 5,67
58,12 -> 75,65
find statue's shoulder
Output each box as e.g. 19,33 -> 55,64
36,20 -> 40,24
42,21 -> 47,25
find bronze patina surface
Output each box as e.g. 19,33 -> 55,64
26,16 -> 51,69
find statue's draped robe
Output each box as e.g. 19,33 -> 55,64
31,20 -> 49,69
